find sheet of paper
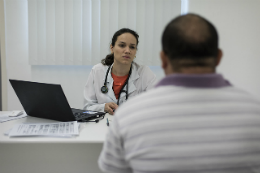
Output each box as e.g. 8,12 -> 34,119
8,121 -> 79,137
0,111 -> 27,123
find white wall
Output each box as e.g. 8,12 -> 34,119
0,0 -> 7,110
3,0 -> 260,110
188,0 -> 260,99
3,0 -> 168,111
4,0 -> 31,111
5,0 -> 31,110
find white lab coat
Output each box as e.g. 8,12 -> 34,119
83,62 -> 157,112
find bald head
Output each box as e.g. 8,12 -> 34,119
162,14 -> 219,72
176,14 -> 211,43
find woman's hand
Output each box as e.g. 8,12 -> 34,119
105,102 -> 118,115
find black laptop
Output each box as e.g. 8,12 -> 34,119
9,79 -> 105,122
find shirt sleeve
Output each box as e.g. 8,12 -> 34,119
83,68 -> 106,112
98,116 -> 132,173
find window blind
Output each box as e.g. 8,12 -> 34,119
28,0 -> 181,65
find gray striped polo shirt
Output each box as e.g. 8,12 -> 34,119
98,74 -> 260,173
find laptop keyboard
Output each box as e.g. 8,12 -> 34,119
73,112 -> 98,121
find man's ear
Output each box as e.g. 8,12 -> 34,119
110,44 -> 113,54
160,51 -> 168,70
161,51 -> 174,75
216,49 -> 223,66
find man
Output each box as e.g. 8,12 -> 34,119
98,13 -> 260,173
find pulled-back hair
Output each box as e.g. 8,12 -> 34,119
162,13 -> 219,69
101,28 -> 139,66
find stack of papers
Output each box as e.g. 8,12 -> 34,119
7,121 -> 79,137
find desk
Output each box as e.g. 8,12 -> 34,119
0,113 -> 112,173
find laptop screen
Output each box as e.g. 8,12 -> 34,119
9,79 -> 76,122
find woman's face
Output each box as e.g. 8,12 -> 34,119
110,33 -> 137,66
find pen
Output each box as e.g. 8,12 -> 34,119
106,118 -> 109,126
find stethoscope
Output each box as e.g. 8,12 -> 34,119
101,64 -> 132,106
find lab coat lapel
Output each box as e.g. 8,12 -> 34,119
103,64 -> 117,102
120,63 -> 140,98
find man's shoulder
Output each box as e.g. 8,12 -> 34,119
115,86 -> 176,117
115,85 -> 260,119
221,86 -> 260,101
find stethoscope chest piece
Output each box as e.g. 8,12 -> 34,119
100,64 -> 132,105
101,85 -> 108,93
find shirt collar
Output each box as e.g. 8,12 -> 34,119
155,73 -> 232,88
129,62 -> 139,82
105,62 -> 140,82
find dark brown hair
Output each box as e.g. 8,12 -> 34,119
101,28 -> 139,66
162,13 -> 219,69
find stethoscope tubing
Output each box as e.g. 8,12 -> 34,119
101,64 -> 132,106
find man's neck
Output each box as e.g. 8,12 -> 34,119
112,63 -> 131,76
165,67 -> 216,75
179,67 -> 215,74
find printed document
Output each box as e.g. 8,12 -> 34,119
8,121 -> 79,137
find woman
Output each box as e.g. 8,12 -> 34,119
83,28 -> 157,115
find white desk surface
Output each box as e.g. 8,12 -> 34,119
0,113 -> 112,143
